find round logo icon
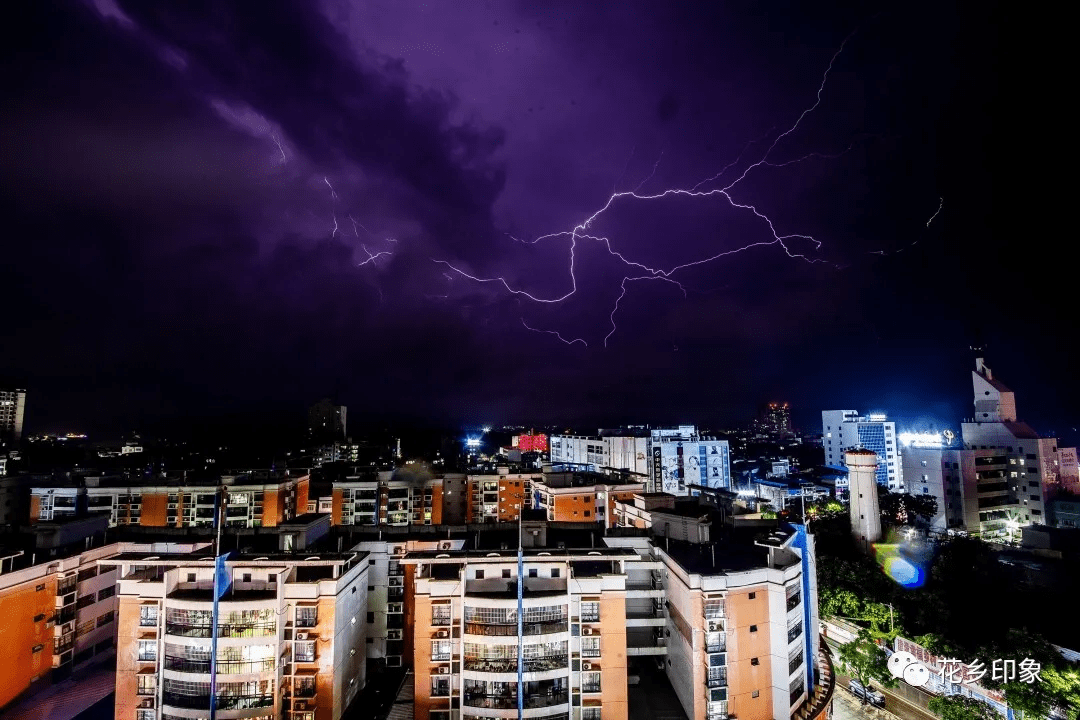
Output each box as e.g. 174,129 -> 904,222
888,651 -> 917,679
904,663 -> 931,687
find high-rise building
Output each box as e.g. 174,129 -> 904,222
401,514 -> 833,720
755,403 -> 793,438
0,388 -> 26,443
847,449 -> 882,549
649,427 -> 732,495
959,357 -> 1059,535
309,398 -> 347,444
0,539 -> 205,709
106,549 -> 369,720
821,411 -> 902,491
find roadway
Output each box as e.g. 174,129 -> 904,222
825,639 -> 939,720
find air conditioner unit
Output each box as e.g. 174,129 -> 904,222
168,503 -> 177,509
438,666 -> 450,674
441,542 -> 452,551
436,630 -> 449,638
296,701 -> 307,710
582,662 -> 592,671
296,633 -> 308,640
582,628 -> 593,635
141,698 -> 154,708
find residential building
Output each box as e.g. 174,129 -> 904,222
651,522 -> 832,720
0,388 -> 26,443
1049,498 -> 1080,529
532,472 -> 644,527
821,411 -> 902,491
0,539 -> 204,710
467,470 -> 542,524
650,428 -> 732,496
30,471 -> 309,528
105,549 -> 369,720
754,403 -> 793,439
310,398 -> 347,444
847,450 -> 882,550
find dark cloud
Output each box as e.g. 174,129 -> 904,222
2,0 -> 1061,439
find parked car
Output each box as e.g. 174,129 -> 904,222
849,679 -> 886,707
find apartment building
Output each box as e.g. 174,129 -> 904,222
332,471 -> 460,527
821,411 -> 902,491
651,523 -> 831,720
468,470 -> 542,524
0,388 -> 26,442
105,549 -> 369,720
0,540 -> 205,710
394,510 -> 832,720
403,522 -> 638,720
30,471 -> 309,528
531,473 -> 644,527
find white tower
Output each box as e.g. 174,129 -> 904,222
847,449 -> 882,550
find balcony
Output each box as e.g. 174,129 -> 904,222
464,621 -> 568,637
165,622 -> 277,638
164,657 -> 276,674
580,613 -> 599,623
463,692 -> 569,710
787,593 -> 801,612
163,693 -> 275,710
582,683 -> 601,694
787,623 -> 803,644
463,656 -> 568,673
706,668 -> 728,689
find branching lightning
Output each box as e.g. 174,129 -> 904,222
433,29 -> 901,345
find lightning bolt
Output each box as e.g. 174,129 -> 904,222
435,29 -> 877,345
520,319 -> 588,347
926,197 -> 943,227
271,133 -> 287,164
357,243 -> 391,267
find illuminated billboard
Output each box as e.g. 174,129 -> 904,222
517,434 -> 548,453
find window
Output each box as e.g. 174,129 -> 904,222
296,606 -> 317,628
502,569 -> 511,579
36,584 -> 45,592
551,568 -> 560,578
77,567 -> 98,582
33,613 -> 46,622
749,625 -> 757,633
581,601 -> 600,623
97,611 -> 114,627
97,586 -> 115,602
431,604 -> 451,626
475,570 -> 485,579
243,573 -> 252,583
139,605 -> 158,627
752,690 -> 760,698
32,644 -> 43,653
751,657 -> 759,666
529,568 -> 538,578
77,594 -> 96,609
581,636 -> 601,657
748,592 -> 756,600
431,639 -> 452,660
136,710 -> 155,720
136,674 -> 156,695
295,641 -> 316,663
367,612 -> 375,623
138,640 -> 157,661
186,573 -> 196,583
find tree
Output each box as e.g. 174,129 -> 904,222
878,490 -> 939,527
837,629 -> 897,704
928,695 -> 1000,720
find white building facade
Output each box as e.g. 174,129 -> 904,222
821,411 -> 902,491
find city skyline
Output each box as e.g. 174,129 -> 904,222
2,2 -> 1058,443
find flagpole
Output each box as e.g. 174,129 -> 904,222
517,507 -> 524,720
210,485 -> 225,720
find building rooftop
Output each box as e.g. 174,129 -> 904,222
660,523 -> 796,575
101,550 -> 366,565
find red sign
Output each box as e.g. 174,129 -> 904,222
518,434 -> 549,452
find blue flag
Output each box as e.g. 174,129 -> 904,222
214,552 -> 233,601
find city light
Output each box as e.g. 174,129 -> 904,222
898,432 -> 944,448
465,438 -> 481,448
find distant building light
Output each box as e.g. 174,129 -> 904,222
465,438 -> 481,448
898,432 -> 944,448
867,414 -> 889,422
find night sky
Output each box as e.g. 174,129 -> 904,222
3,1 -> 1061,440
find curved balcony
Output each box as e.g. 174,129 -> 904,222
463,691 -> 569,711
464,621 -> 568,638
164,623 -> 277,639
163,657 -> 276,675
790,636 -> 836,720
162,693 -> 274,711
